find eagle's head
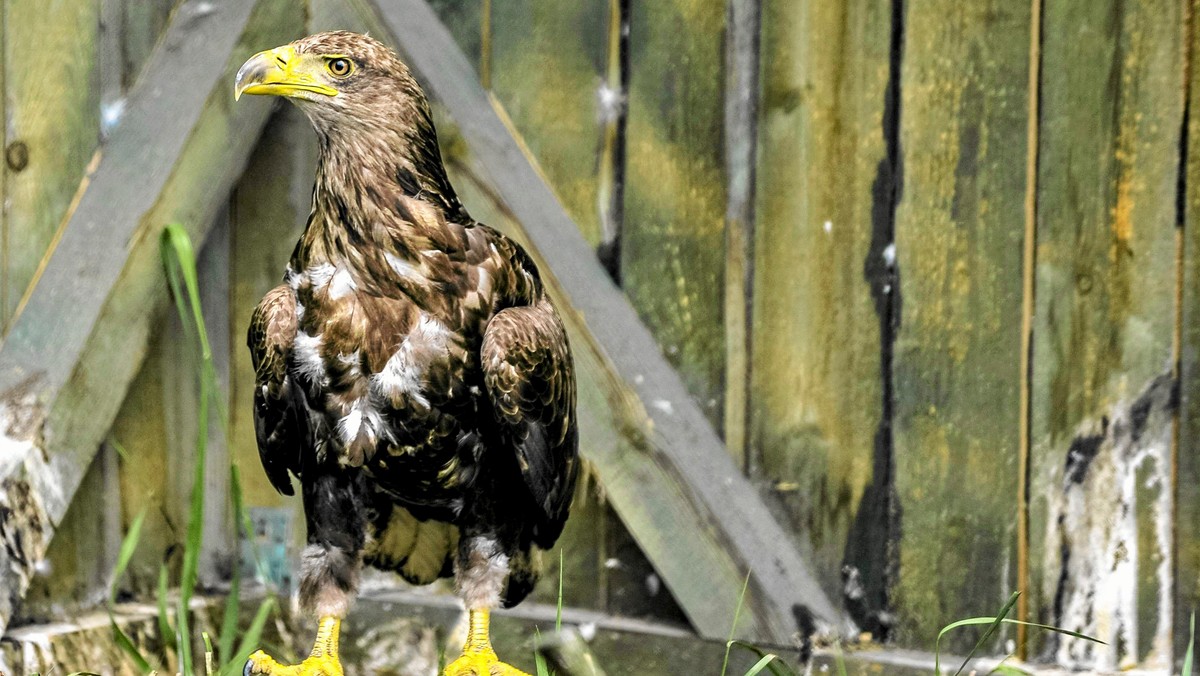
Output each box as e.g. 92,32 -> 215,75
234,31 -> 465,217
234,31 -> 425,139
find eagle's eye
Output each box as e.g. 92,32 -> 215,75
326,57 -> 354,77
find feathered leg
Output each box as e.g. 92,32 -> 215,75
247,472 -> 365,676
444,537 -> 530,676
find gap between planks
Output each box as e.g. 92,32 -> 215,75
1016,0 -> 1045,656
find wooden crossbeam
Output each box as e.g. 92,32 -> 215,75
354,0 -> 844,644
0,0 -> 304,636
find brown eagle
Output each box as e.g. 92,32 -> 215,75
234,31 -> 578,676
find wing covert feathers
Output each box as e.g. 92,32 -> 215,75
481,298 -> 579,547
248,284 -> 303,495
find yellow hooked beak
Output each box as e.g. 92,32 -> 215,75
234,45 -> 338,101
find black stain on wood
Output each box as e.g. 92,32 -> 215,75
1063,428 -> 1106,485
843,0 -> 905,641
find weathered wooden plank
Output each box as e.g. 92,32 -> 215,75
2,0 -> 102,327
620,0 -> 727,431
11,443 -> 120,624
1028,0 -> 1184,669
1178,0 -> 1200,666
891,0 -> 1030,650
750,0 -> 892,630
356,0 -> 843,643
722,0 -> 759,471
110,331 -> 178,590
489,0 -> 608,247
122,0 -> 181,88
0,0 -> 304,636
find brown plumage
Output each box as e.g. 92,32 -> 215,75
240,32 -> 577,671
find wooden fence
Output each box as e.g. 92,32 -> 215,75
0,0 -> 1197,673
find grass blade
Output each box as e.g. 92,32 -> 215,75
110,507 -> 147,604
724,641 -> 796,676
534,650 -> 551,676
161,223 -> 211,676
224,597 -> 277,675
156,562 -> 173,663
218,465 -> 247,663
721,571 -> 752,676
111,618 -> 154,674
1184,611 -> 1195,676
743,654 -> 780,676
937,591 -> 1018,676
556,548 -> 564,633
108,506 -> 153,672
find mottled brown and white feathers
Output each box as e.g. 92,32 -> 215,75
244,31 -> 578,605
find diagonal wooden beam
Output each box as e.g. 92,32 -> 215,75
0,0 -> 304,636
353,0 -> 845,644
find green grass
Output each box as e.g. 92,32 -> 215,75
100,225 -> 276,676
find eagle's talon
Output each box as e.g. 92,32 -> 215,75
443,649 -> 530,676
242,651 -> 343,676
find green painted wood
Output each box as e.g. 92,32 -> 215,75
1028,0 -> 1184,668
890,0 -> 1030,651
2,0 -> 101,327
750,0 -> 891,621
1178,1 -> 1200,666
621,0 -> 727,428
490,0 -> 607,247
110,331 -> 179,591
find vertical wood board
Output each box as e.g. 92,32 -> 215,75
490,0 -> 608,246
621,0 -> 727,428
891,0 -> 1030,650
2,0 -> 102,326
1029,0 -> 1183,668
750,0 -> 891,620
1179,0 -> 1200,667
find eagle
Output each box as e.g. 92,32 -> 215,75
234,31 -> 578,676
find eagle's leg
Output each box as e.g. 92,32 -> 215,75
247,472 -> 364,676
444,537 -> 530,676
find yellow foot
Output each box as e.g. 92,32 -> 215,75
244,650 -> 343,676
443,646 -> 530,676
245,616 -> 343,676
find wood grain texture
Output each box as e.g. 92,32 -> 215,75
0,0 -> 301,635
2,0 -> 101,327
1179,0 -> 1200,665
1028,0 -> 1184,667
490,0 -> 607,247
620,0 -> 727,429
11,444 -> 120,624
890,0 -> 1030,649
359,0 -> 843,643
750,0 -> 891,621
110,331 -> 178,591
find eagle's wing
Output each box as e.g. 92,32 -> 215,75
481,297 -> 578,546
248,284 -> 303,495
